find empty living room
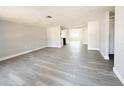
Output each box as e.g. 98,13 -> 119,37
0,0 -> 124,93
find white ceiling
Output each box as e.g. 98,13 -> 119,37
0,6 -> 114,28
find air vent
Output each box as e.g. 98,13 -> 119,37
46,16 -> 52,19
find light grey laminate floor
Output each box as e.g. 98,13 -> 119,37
0,42 -> 122,86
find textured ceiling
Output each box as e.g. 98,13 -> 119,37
0,6 -> 114,28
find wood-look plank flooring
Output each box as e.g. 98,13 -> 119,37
0,42 -> 122,86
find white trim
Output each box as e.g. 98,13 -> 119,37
113,67 -> 124,85
99,50 -> 109,60
0,46 -> 46,62
88,48 -> 99,50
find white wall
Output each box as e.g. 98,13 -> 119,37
114,6 -> 124,85
109,18 -> 114,54
87,12 -> 111,60
69,28 -> 82,42
61,29 -> 67,38
66,29 -> 70,44
82,26 -> 88,44
99,11 -> 110,60
0,20 -> 47,60
47,26 -> 62,47
88,21 -> 99,50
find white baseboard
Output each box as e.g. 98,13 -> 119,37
88,48 -> 109,60
0,46 -> 46,62
113,67 -> 124,85
88,48 -> 99,50
99,50 -> 109,60
47,45 -> 62,48
103,56 -> 109,60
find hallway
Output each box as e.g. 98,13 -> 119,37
0,42 -> 122,86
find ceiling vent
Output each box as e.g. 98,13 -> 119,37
46,16 -> 52,19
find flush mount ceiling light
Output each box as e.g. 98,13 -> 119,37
46,16 -> 52,19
